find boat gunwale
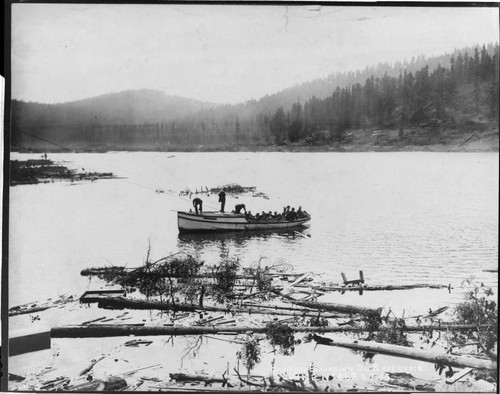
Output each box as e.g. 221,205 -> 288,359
177,211 -> 311,226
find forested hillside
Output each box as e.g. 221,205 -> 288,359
11,43 -> 499,152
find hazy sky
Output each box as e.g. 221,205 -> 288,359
11,4 -> 499,104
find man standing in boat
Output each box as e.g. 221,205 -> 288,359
193,197 -> 203,215
218,189 -> 226,213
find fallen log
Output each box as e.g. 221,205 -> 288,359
81,267 -> 266,281
68,375 -> 127,391
169,372 -> 227,386
293,299 -> 383,317
384,372 -> 436,391
9,306 -> 52,316
312,334 -> 497,370
51,323 -> 485,338
92,296 -> 341,318
293,283 -> 450,292
268,376 -> 308,392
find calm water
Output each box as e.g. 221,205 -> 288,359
9,152 -> 498,312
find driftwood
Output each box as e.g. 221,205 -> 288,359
68,376 -> 127,391
268,376 -> 312,392
51,323 -> 486,338
312,334 -> 497,370
384,372 -> 436,391
79,355 -> 106,376
292,299 -> 383,317
169,372 -> 227,386
9,305 -> 53,316
39,377 -> 71,390
233,368 -> 266,388
81,268 -> 258,280
91,296 -> 341,318
294,283 -> 451,292
81,266 -> 303,279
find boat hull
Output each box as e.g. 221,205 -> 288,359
177,211 -> 310,232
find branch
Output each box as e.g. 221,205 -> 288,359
233,368 -> 265,388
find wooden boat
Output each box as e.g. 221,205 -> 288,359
177,211 -> 311,232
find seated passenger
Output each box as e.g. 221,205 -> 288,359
297,206 -> 304,218
286,207 -> 298,221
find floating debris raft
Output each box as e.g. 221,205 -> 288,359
210,183 -> 257,194
179,183 -> 259,196
10,159 -> 120,186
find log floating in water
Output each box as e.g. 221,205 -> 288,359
81,268 -> 258,280
9,306 -> 52,316
81,267 -> 302,280
169,373 -> 227,385
292,299 -> 383,317
92,296 -> 342,318
312,334 -> 497,370
293,283 -> 451,292
51,323 -> 485,338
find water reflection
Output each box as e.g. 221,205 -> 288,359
176,227 -> 311,261
178,226 -> 310,245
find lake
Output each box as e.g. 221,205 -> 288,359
9,151 -> 498,313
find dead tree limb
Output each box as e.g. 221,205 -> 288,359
79,355 -> 106,376
233,368 -> 265,388
312,334 -> 497,370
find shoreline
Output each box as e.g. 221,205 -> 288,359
10,124 -> 499,154
9,144 -> 500,154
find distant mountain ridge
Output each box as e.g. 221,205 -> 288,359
13,44 -> 497,128
243,43 -> 499,115
11,43 -> 498,152
13,89 -> 220,129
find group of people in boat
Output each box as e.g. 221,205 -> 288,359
191,195 -> 308,222
245,205 -> 309,222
